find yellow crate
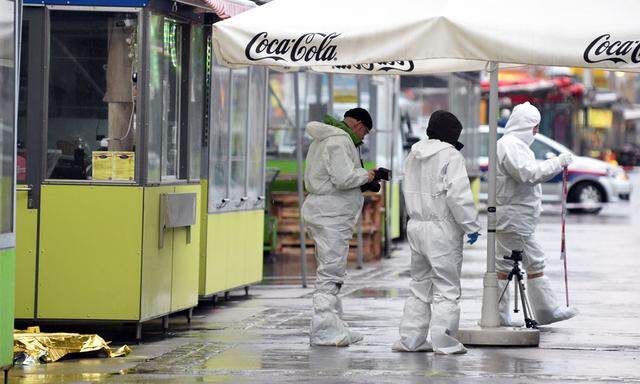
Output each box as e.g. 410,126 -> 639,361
113,152 -> 135,181
92,152 -> 113,181
92,151 -> 135,181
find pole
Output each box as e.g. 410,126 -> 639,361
561,165 -> 569,306
294,73 -> 308,288
356,78 -> 364,269
479,62 -> 501,327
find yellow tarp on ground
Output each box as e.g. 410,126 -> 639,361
14,327 -> 130,364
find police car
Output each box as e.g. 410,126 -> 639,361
477,126 -> 632,214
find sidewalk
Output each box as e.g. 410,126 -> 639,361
9,194 -> 640,383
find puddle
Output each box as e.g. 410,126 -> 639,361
348,288 -> 410,298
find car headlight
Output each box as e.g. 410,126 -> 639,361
617,167 -> 629,181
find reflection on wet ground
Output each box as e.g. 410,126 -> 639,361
7,173 -> 640,383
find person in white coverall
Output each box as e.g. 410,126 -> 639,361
496,102 -> 578,326
393,111 -> 481,355
302,108 -> 376,347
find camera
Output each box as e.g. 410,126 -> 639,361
360,167 -> 392,193
503,249 -> 524,262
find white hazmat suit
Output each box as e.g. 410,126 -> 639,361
394,138 -> 481,354
302,120 -> 369,346
496,102 -> 577,326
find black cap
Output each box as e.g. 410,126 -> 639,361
426,110 -> 464,151
344,107 -> 373,131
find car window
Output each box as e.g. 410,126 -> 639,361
530,139 -> 559,160
479,132 -> 504,157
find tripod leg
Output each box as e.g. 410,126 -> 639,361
498,278 -> 511,303
514,276 -> 520,313
518,279 -> 537,329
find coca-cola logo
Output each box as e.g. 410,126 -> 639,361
583,34 -> 640,64
332,61 -> 415,73
245,32 -> 340,63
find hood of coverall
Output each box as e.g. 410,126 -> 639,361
504,102 -> 541,146
306,120 -> 352,143
410,138 -> 455,160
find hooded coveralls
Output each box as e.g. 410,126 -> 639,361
496,102 -> 577,326
302,117 -> 369,346
394,138 -> 480,354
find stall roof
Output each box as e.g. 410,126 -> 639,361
23,0 -> 148,6
23,0 -> 255,17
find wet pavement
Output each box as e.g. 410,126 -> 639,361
8,173 -> 640,383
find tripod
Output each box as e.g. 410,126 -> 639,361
499,250 -> 538,329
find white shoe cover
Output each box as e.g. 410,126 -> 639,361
430,300 -> 467,355
396,296 -> 432,352
498,280 -> 525,327
527,276 -> 578,325
392,340 -> 433,352
310,292 -> 359,346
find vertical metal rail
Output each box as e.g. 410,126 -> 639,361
294,73 -> 308,288
356,76 -> 364,269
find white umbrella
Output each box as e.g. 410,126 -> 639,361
212,0 -> 640,73
210,0 -> 640,343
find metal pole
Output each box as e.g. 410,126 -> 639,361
294,73 -> 308,288
356,75 -> 364,269
479,62 -> 501,327
327,73 -> 334,115
385,77 -> 399,258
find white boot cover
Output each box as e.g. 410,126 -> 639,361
430,300 -> 467,355
310,292 -> 362,346
527,276 -> 578,325
498,280 -> 525,327
392,296 -> 434,352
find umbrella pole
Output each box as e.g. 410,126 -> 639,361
456,62 -> 539,347
479,61 -> 501,328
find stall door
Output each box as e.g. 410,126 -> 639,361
15,8 -> 46,319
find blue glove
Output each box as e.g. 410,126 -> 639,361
467,232 -> 480,245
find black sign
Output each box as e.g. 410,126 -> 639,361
332,61 -> 415,73
245,32 -> 340,62
583,34 -> 640,64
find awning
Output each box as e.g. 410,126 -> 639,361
203,0 -> 255,19
211,0 -> 640,74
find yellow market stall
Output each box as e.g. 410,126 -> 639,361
199,56 -> 267,299
1,0 -> 19,378
15,0 -> 212,339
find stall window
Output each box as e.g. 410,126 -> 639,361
230,68 -> 249,204
187,26 -> 205,181
208,59 -> 230,211
147,14 -> 164,182
161,19 -> 181,179
17,16 -> 28,184
208,61 -> 267,212
247,66 -> 267,206
47,11 -> 138,181
0,0 -> 15,234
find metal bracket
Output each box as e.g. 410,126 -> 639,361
159,192 -> 197,248
17,185 -> 37,209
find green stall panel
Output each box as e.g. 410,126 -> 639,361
0,248 -> 15,371
171,185 -> 201,312
15,189 -> 37,319
38,185 -> 144,320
